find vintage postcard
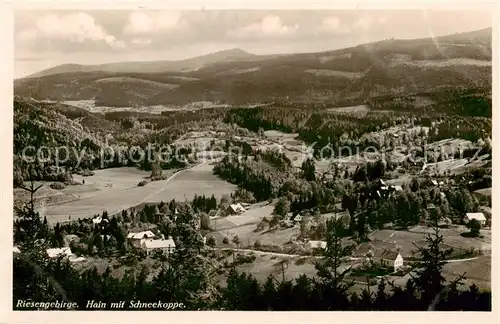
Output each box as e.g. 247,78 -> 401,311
1,0 -> 499,323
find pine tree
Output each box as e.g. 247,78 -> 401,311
411,213 -> 455,309
314,218 -> 354,308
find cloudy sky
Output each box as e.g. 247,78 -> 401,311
15,9 -> 492,78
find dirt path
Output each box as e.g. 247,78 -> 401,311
210,247 -> 479,264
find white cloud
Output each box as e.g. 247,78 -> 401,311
228,15 -> 299,39
316,17 -> 351,34
123,11 -> 187,35
16,12 -> 123,48
352,16 -> 374,31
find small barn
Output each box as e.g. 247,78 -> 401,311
464,212 -> 487,226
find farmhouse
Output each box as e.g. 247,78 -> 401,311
227,203 -> 246,215
141,237 -> 176,255
463,212 -> 487,226
47,247 -> 73,259
372,249 -> 404,272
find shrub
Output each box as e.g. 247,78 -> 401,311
207,236 -> 216,247
222,236 -> 229,244
234,254 -> 257,265
80,169 -> 95,177
137,180 -> 148,187
200,214 -> 211,230
50,182 -> 66,190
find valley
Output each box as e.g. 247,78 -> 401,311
13,22 -> 493,311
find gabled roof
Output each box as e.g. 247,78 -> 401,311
229,203 -> 245,213
127,231 -> 156,239
293,214 -> 303,222
142,238 -> 176,250
465,212 -> 486,221
376,249 -> 400,260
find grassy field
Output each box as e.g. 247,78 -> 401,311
37,162 -> 235,224
234,253 -> 319,282
442,255 -> 491,290
207,203 -> 306,249
326,105 -> 371,113
368,226 -> 491,258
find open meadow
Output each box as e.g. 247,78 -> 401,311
32,162 -> 235,224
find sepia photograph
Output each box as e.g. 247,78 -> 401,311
7,2 -> 496,316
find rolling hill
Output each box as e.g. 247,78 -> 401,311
15,28 -> 492,107
23,48 -> 263,78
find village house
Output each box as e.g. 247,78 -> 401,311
367,249 -> 405,272
127,230 -> 156,247
464,212 -> 487,227
141,236 -> 176,255
307,240 -> 327,250
437,217 -> 453,228
356,242 -> 405,272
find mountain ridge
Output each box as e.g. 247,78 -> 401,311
22,27 -> 492,80
15,27 -> 492,107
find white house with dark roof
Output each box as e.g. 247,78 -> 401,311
308,240 -> 327,250
464,212 -> 487,226
141,237 -> 176,255
227,203 -> 246,215
293,214 -> 303,223
393,253 -> 404,272
127,230 -> 156,247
